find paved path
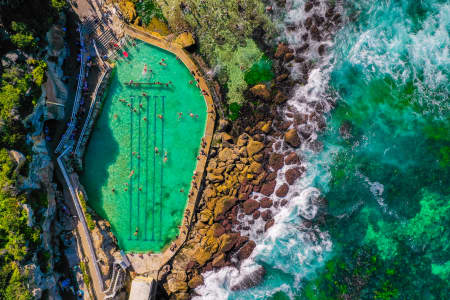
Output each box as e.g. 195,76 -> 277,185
123,25 -> 216,276
57,151 -> 105,299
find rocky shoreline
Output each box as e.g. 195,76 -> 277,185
159,0 -> 344,298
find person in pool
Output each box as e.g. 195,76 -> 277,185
142,64 -> 147,76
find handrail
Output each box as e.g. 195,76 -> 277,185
74,68 -> 110,157
55,24 -> 87,153
56,149 -> 105,292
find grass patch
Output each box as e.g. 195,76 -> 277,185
78,192 -> 96,230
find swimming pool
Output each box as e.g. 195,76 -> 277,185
81,41 -> 207,252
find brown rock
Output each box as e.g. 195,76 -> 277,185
285,129 -> 301,148
253,210 -> 260,219
265,219 -> 275,231
207,172 -> 224,183
280,199 -> 288,206
212,253 -> 226,268
188,275 -> 204,289
269,153 -> 284,171
274,43 -> 289,58
230,266 -> 265,291
276,183 -> 289,197
250,84 -> 271,101
237,241 -> 256,260
167,278 -> 188,294
246,140 -> 265,157
284,52 -> 294,62
221,132 -> 233,143
219,233 -> 239,253
212,223 -> 225,238
265,172 -> 277,182
243,199 -> 260,215
285,152 -> 300,165
261,210 -> 273,221
260,197 -> 273,208
218,147 -> 234,162
276,73 -> 289,82
285,168 -> 302,185
214,197 -> 236,218
274,91 -> 288,104
260,180 -> 276,196
248,161 -> 263,174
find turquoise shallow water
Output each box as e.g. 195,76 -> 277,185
80,41 -> 206,252
196,0 -> 449,299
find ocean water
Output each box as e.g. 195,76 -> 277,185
195,0 -> 449,299
80,41 -> 206,252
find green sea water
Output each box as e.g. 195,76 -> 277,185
195,0 -> 449,299
80,41 -> 206,252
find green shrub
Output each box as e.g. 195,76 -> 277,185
11,21 -> 27,33
228,102 -> 241,121
31,60 -> 47,86
51,0 -> 67,11
78,192 -> 96,230
10,32 -> 36,50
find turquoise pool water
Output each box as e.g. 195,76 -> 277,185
80,41 -> 207,252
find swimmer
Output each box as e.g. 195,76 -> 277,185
125,183 -> 129,186
142,63 -> 147,76
134,227 -> 139,236
195,114 -> 199,118
180,188 -> 184,193
142,92 -> 147,97
137,155 -> 140,159
133,108 -> 137,112
132,152 -> 136,156
129,80 -> 133,85
159,62 -> 167,67
189,112 -> 194,118
154,147 -> 159,154
143,117 -> 147,121
139,187 -> 142,191
124,188 -> 128,191
163,151 -> 168,163
112,188 -> 116,192
139,103 -> 143,108
158,114 -> 163,119
129,170 -> 135,178
113,114 -> 118,119
189,80 -> 194,84
127,103 -> 131,107
177,112 -> 183,119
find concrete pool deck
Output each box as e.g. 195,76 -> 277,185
122,25 -> 216,276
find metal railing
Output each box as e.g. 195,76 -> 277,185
74,67 -> 110,157
55,24 -> 87,154
56,148 -> 104,292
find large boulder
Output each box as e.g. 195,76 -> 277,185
214,196 -> 236,217
275,183 -> 289,197
188,275 -> 204,289
230,266 -> 265,291
243,199 -> 260,215
175,31 -> 195,48
269,153 -> 284,171
260,180 -> 276,196
285,168 -> 302,185
246,140 -> 264,157
250,84 -> 271,101
237,240 -> 256,260
167,278 -> 188,294
285,129 -> 301,148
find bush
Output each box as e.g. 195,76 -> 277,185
228,102 -> 241,121
51,0 -> 67,11
11,21 -> 27,33
31,60 -> 47,86
10,32 -> 36,50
